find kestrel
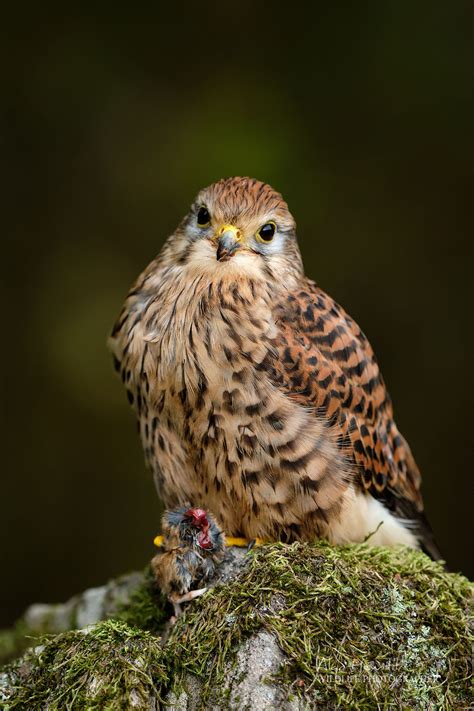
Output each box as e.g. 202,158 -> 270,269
110,177 -> 441,559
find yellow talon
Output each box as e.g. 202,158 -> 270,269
224,536 -> 249,547
153,534 -> 265,548
225,536 -> 265,547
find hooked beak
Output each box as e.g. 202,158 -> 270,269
216,224 -> 242,261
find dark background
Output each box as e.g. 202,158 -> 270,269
2,4 -> 472,627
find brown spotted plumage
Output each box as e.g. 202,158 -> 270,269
110,177 -> 441,559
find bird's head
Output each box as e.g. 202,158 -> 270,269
169,177 -> 303,280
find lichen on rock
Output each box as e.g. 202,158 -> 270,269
1,542 -> 472,710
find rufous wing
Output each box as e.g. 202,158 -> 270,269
269,279 -> 441,559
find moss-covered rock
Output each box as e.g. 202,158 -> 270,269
0,569 -> 168,667
0,620 -> 167,709
1,542 -> 472,709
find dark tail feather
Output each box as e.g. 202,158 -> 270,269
416,511 -> 447,569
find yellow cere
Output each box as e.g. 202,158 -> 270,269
217,224 -> 242,240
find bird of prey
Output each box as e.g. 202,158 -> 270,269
151,506 -> 225,616
110,177 -> 440,560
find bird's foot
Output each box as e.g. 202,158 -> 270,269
170,587 -> 208,620
175,587 -> 208,604
224,536 -> 266,548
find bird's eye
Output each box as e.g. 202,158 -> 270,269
197,206 -> 211,227
256,222 -> 276,243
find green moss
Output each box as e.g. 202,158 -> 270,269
2,543 -> 472,710
0,606 -> 72,667
0,568 -> 169,668
2,619 -> 168,710
112,567 -> 169,634
164,543 -> 473,708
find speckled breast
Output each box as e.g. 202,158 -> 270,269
134,274 -> 349,540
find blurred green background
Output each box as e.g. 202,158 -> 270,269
2,4 -> 472,626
